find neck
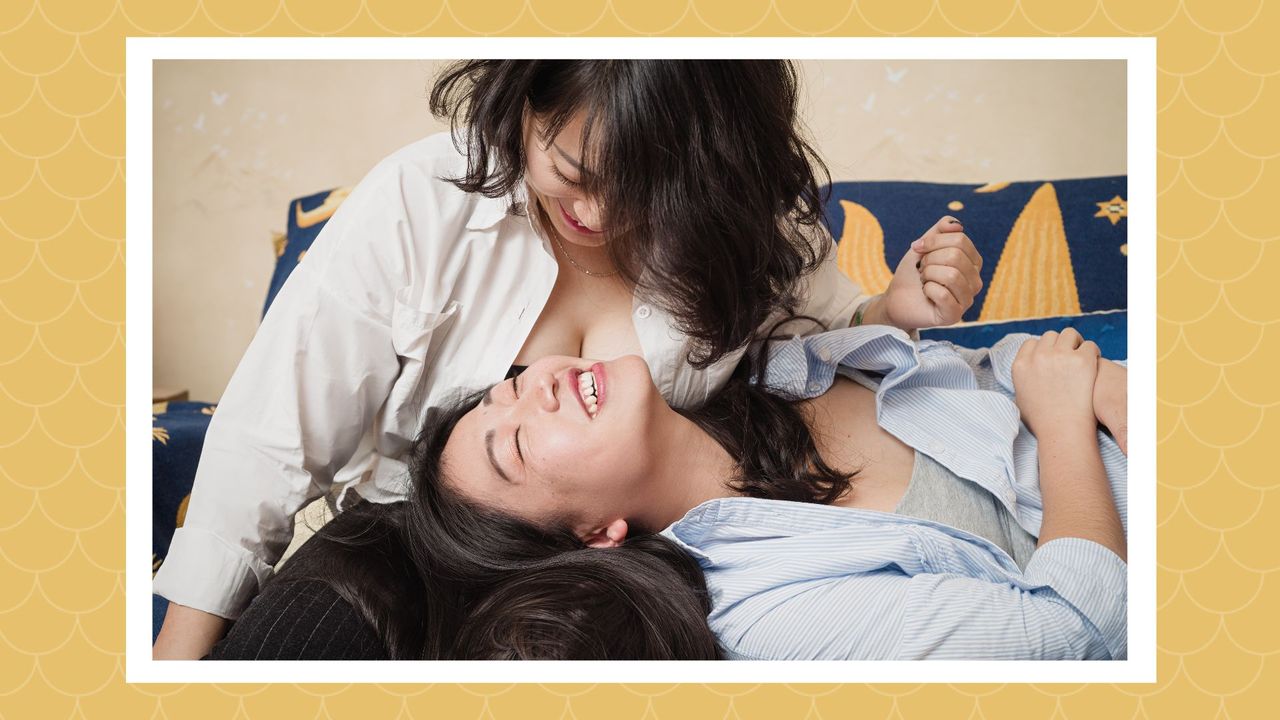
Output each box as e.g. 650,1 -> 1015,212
634,413 -> 739,531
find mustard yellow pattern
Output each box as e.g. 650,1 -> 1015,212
1095,194 -> 1128,225
0,0 -> 1274,717
835,199 -> 894,295
294,186 -> 352,229
979,182 -> 1082,321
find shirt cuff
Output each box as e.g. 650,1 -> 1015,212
1024,537 -> 1128,660
153,526 -> 274,620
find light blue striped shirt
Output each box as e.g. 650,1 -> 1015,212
661,325 -> 1127,661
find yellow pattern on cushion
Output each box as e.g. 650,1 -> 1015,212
272,230 -> 287,258
973,181 -> 1011,193
979,183 -> 1081,321
1095,194 -> 1129,225
294,186 -> 352,228
152,423 -> 169,445
835,199 -> 894,296
176,494 -> 190,529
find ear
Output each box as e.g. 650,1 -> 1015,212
582,518 -> 629,549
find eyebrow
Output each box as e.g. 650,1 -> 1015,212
484,430 -> 513,485
481,385 -> 494,407
551,142 -> 587,174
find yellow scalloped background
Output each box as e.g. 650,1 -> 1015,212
1,0 -> 1275,717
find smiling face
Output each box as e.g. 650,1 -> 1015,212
523,110 -> 608,247
440,354 -> 669,542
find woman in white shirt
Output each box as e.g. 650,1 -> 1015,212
153,60 -> 986,659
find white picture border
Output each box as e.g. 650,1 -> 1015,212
127,36 -> 1156,684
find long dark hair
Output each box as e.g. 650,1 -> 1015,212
306,345 -> 851,659
302,391 -> 723,660
429,60 -> 833,367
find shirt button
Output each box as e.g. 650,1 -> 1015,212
635,305 -> 652,319
818,347 -> 833,363
930,442 -> 947,456
807,381 -> 823,394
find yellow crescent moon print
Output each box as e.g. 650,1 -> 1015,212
979,183 -> 1081,321
176,494 -> 190,529
974,181 -> 1011,193
835,200 -> 894,295
294,187 -> 353,229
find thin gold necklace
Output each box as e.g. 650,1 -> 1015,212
550,227 -> 618,278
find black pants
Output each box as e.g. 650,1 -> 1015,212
206,503 -> 392,660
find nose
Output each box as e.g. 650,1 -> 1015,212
527,374 -> 559,413
572,198 -> 602,231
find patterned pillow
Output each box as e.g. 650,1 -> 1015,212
263,187 -> 352,316
151,401 -> 217,573
824,176 -> 1128,323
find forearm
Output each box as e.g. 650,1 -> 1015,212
855,295 -> 890,327
1035,421 -> 1127,561
1094,359 -> 1128,454
152,602 -> 229,660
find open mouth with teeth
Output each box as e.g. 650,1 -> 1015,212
571,363 -> 606,418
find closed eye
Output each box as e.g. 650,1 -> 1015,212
549,162 -> 580,187
512,374 -> 524,464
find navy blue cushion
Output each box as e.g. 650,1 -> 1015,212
920,310 -> 1126,361
263,187 -> 350,316
824,177 -> 1128,323
151,401 -> 217,567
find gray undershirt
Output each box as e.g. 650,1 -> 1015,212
894,451 -> 1039,571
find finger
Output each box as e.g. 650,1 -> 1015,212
1057,327 -> 1083,349
920,263 -> 975,310
915,230 -> 982,270
1038,331 -> 1059,356
910,216 -> 965,250
919,247 -> 983,291
922,280 -> 964,325
1014,338 -> 1036,368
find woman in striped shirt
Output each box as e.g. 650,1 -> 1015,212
213,325 -> 1127,660
403,325 -> 1127,660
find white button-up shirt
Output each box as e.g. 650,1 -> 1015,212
153,133 -> 868,618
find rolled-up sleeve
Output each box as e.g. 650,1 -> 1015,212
722,545 -> 1126,661
795,229 -> 869,333
1021,537 -> 1129,659
154,158 -> 445,619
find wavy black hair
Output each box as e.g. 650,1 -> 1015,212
292,391 -> 723,661
429,60 -> 833,367
288,324 -> 853,660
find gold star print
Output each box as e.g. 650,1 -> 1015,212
1095,195 -> 1128,225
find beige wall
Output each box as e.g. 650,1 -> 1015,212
153,59 -> 1125,401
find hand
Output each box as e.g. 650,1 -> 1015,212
1093,360 -> 1128,455
881,217 -> 983,331
1011,329 -> 1100,438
